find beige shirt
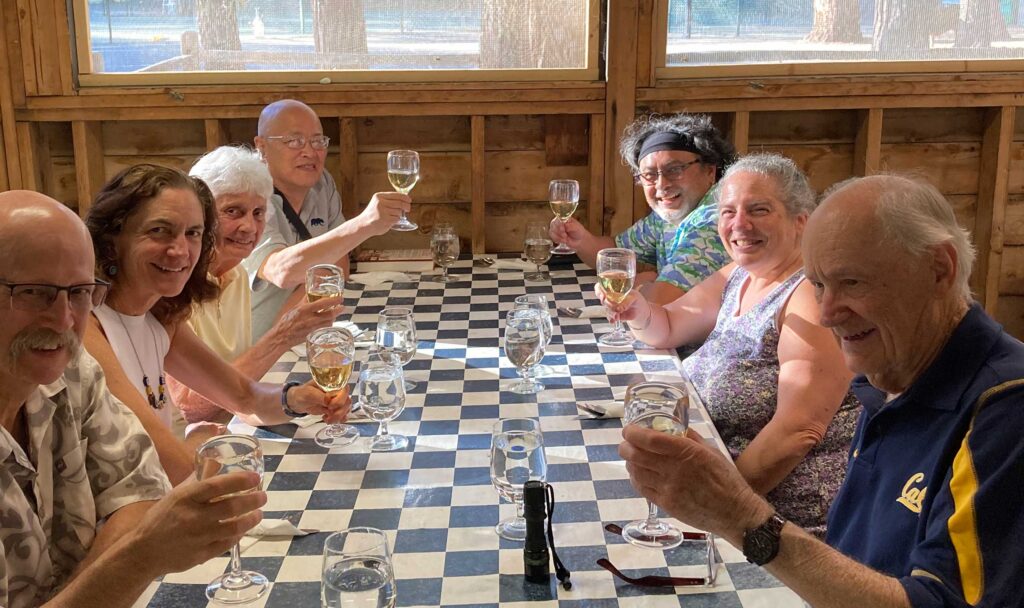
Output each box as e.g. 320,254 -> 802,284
188,265 -> 253,362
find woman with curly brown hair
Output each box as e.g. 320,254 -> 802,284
83,164 -> 349,484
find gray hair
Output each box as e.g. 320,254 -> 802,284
189,146 -> 273,202
720,153 -> 816,217
619,113 -> 736,179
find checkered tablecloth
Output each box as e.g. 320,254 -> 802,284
135,256 -> 803,608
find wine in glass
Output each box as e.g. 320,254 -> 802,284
306,264 -> 344,303
504,308 -> 545,394
356,351 -> 408,452
596,247 -> 637,347
513,294 -> 554,378
621,382 -> 689,549
387,149 -> 419,232
195,435 -> 268,604
549,179 -> 579,255
374,307 -> 417,391
430,222 -> 460,283
321,527 -> 397,608
309,327 -> 360,449
523,221 -> 553,282
490,418 -> 547,541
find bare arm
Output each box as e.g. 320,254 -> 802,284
638,279 -> 687,306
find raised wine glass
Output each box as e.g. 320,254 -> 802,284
504,308 -> 545,394
596,247 -> 637,347
306,263 -> 344,303
549,179 -> 579,255
356,351 -> 408,452
321,527 -> 397,608
387,149 -> 419,232
430,222 -> 460,283
513,294 -> 554,378
195,435 -> 268,604
621,381 -> 689,549
309,327 -> 360,449
490,417 -> 547,541
523,221 -> 553,282
374,307 -> 417,391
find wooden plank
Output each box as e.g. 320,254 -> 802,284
544,115 -> 590,166
102,120 -> 208,155
339,118 -> 359,222
204,119 -> 230,150
72,121 -> 106,217
880,142 -> 982,195
634,94 -> 1024,115
484,115 -> 546,151
653,59 -> 1024,81
356,116 -> 470,153
14,0 -> 37,97
729,111 -> 750,156
1006,143 -> 1024,195
998,247 -> 1024,295
750,110 -> 857,145
0,3 -> 21,189
854,108 -> 883,176
606,0 -> 640,232
2,0 -> 25,106
756,144 -> 856,194
636,0 -> 657,89
973,107 -> 1014,312
995,295 -> 1024,340
52,0 -> 74,95
471,115 -> 486,253
1005,196 -> 1024,245
882,108 -> 986,144
15,122 -> 45,192
0,115 -> 7,191
588,112 -> 606,236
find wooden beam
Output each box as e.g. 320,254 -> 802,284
729,111 -> 750,156
973,106 -> 1014,313
607,0 -> 640,233
52,0 -> 75,95
72,121 -> 106,217
471,115 -> 486,253
15,121 -> 45,192
339,118 -> 359,222
636,0 -> 657,89
854,108 -> 884,176
588,112 -> 606,236
14,0 -> 38,97
0,4 -> 20,189
204,119 -> 230,150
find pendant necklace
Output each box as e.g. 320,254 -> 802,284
115,312 -> 167,410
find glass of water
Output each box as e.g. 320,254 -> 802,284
523,221 -> 553,282
513,294 -> 554,378
430,222 -> 460,283
490,417 -> 547,541
356,351 -> 408,452
321,527 -> 396,608
504,308 -> 545,394
374,307 -> 417,391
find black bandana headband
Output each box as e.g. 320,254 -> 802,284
638,131 -> 703,161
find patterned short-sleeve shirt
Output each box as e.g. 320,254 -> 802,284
615,190 -> 729,293
0,352 -> 171,608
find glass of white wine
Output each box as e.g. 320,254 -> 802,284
195,435 -> 268,604
430,222 -> 460,283
321,527 -> 397,608
309,327 -> 360,449
374,307 -> 417,391
490,418 -> 547,541
523,222 -> 553,282
306,263 -> 344,303
513,294 -> 554,378
504,308 -> 545,394
621,381 -> 689,549
356,351 -> 407,452
549,179 -> 579,255
596,247 -> 637,347
387,149 -> 419,232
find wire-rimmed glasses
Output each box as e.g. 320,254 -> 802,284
503,308 -> 545,394
490,418 -> 547,541
309,327 -> 360,449
387,150 -> 419,232
513,294 -> 554,378
374,307 -> 417,391
430,222 -> 460,283
306,264 -> 344,303
356,351 -> 408,452
549,179 -> 579,255
321,527 -> 397,608
596,248 -> 637,347
523,222 -> 553,281
195,435 -> 267,604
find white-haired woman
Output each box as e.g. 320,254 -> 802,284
166,146 -> 344,424
601,154 -> 858,535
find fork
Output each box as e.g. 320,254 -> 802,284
473,256 -> 496,267
557,306 -> 583,318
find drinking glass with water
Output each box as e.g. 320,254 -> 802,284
321,527 -> 396,608
490,417 -> 547,541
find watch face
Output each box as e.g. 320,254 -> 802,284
745,530 -> 775,564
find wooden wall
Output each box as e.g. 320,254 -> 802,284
0,0 -> 1021,338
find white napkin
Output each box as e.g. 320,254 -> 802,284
491,258 -> 536,271
292,406 -> 372,428
348,271 -> 411,286
245,519 -> 313,538
579,401 -> 625,418
578,305 -> 610,319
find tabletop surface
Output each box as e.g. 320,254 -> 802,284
135,256 -> 803,608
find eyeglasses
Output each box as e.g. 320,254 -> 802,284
0,280 -> 110,313
264,134 -> 330,151
634,159 -> 702,186
600,523 -> 720,587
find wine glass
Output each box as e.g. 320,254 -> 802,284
596,247 -> 637,347
309,327 -> 360,449
356,351 -> 408,452
306,263 -> 344,303
374,307 -> 417,391
430,222 -> 460,283
490,418 -> 547,541
321,527 -> 397,608
523,222 -> 553,282
387,149 -> 419,232
621,382 -> 689,549
195,435 -> 268,604
549,179 -> 579,255
504,308 -> 545,394
513,294 -> 554,378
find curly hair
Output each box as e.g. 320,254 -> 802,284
86,164 -> 219,326
619,113 -> 737,180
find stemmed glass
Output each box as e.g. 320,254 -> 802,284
523,222 -> 553,282
306,263 -> 344,302
490,418 -> 547,541
596,247 -> 637,347
621,382 -> 689,549
387,149 -> 419,232
195,435 -> 267,604
321,527 -> 397,608
430,222 -> 460,283
514,294 -> 554,378
549,179 -> 579,255
356,351 -> 408,452
309,327 -> 360,449
504,308 -> 545,394
374,307 -> 417,391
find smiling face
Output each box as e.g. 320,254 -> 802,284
717,171 -> 806,275
255,105 -> 326,200
213,191 -> 268,275
638,150 -> 717,224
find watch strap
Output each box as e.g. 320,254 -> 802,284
281,381 -> 303,417
742,512 -> 786,566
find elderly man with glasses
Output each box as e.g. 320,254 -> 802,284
246,99 -> 411,339
550,113 -> 736,304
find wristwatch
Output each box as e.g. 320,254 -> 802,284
742,512 -> 786,566
281,381 -> 303,417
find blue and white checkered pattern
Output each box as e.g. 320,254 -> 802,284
134,256 -> 803,608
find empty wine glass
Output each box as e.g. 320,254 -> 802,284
523,221 -> 553,282
309,327 -> 360,449
513,294 -> 554,378
374,307 -> 417,391
195,435 -> 267,604
596,247 -> 637,347
504,308 -> 545,394
387,150 -> 419,232
321,527 -> 397,608
306,263 -> 344,303
430,222 -> 460,283
490,418 -> 547,541
621,382 -> 689,549
549,179 -> 579,255
356,351 -> 408,452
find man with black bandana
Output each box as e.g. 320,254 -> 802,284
550,114 -> 736,304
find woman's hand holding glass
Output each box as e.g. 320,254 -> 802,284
308,327 -> 360,449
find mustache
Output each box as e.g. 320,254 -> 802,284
9,328 -> 82,361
